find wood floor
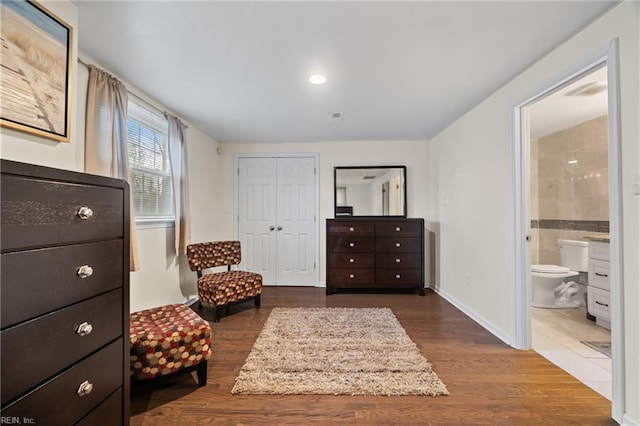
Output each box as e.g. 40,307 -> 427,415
130,287 -> 613,425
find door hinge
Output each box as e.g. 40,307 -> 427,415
237,168 -> 240,175
314,261 -> 316,270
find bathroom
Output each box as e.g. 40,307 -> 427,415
529,66 -> 612,399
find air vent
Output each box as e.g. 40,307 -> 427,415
328,112 -> 343,123
565,82 -> 607,97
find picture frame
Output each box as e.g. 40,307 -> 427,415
0,0 -> 72,142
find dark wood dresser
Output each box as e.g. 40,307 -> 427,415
326,218 -> 425,295
1,159 -> 130,425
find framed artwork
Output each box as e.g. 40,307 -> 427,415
0,0 -> 72,142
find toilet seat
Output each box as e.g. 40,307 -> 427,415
531,264 -> 579,278
531,264 -> 571,273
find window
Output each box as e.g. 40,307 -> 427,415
126,99 -> 174,222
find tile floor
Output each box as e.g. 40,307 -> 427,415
532,306 -> 612,399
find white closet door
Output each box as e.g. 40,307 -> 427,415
237,157 -> 277,284
276,157 -> 316,285
237,156 -> 316,286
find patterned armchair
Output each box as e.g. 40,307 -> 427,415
186,241 -> 262,322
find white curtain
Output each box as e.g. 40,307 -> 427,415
167,114 -> 191,255
85,65 -> 140,271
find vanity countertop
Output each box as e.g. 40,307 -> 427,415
584,236 -> 610,243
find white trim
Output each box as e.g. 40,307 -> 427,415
431,287 -> 512,346
513,39 -> 625,423
234,152 -> 321,287
621,413 -> 639,426
605,39 -> 625,423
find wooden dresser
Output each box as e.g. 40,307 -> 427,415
326,218 -> 425,295
1,160 -> 130,425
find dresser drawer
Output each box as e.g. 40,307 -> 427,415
327,221 -> 374,236
376,237 -> 422,253
1,174 -> 124,251
328,269 -> 375,285
1,338 -> 123,425
1,290 -> 123,405
588,259 -> 610,291
375,220 -> 422,237
1,240 -> 124,329
376,269 -> 423,286
328,253 -> 375,269
76,387 -> 123,426
588,286 -> 611,321
375,253 -> 422,269
328,237 -> 374,253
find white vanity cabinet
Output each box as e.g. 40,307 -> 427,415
587,240 -> 611,329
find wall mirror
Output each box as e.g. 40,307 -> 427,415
334,166 -> 407,217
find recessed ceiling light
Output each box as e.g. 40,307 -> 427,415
309,74 -> 327,85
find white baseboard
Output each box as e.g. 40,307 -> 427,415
622,413 -> 638,426
184,295 -> 199,307
431,287 -> 512,346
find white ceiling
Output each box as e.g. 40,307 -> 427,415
529,66 -> 608,139
75,1 -> 617,144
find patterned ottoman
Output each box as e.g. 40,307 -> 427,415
129,303 -> 212,386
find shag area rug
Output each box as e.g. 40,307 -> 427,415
231,307 -> 448,396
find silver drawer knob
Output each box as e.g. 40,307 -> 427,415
395,274 -> 401,279
77,206 -> 94,220
349,274 -> 355,279
77,380 -> 93,397
395,258 -> 401,263
349,242 -> 355,247
395,227 -> 401,232
349,258 -> 355,263
76,321 -> 93,337
77,265 -> 94,278
395,242 -> 401,248
349,227 -> 354,232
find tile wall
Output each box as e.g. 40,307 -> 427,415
531,115 -> 609,266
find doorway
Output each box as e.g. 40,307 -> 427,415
236,154 -> 318,286
514,41 -> 624,422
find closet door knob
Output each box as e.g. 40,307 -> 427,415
269,226 -> 275,231
77,206 -> 94,220
77,265 -> 94,278
277,226 -> 283,231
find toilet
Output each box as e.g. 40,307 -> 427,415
531,239 -> 589,308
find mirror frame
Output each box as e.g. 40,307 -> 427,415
334,165 -> 407,218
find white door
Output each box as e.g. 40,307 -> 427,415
237,157 -> 277,284
238,156 -> 317,286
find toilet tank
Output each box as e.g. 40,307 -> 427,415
558,239 -> 589,271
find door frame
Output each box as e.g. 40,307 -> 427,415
234,152 -> 320,286
513,39 -> 625,422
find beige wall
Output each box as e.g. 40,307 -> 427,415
428,2 -> 638,422
534,115 -> 610,265
214,140 -> 432,285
